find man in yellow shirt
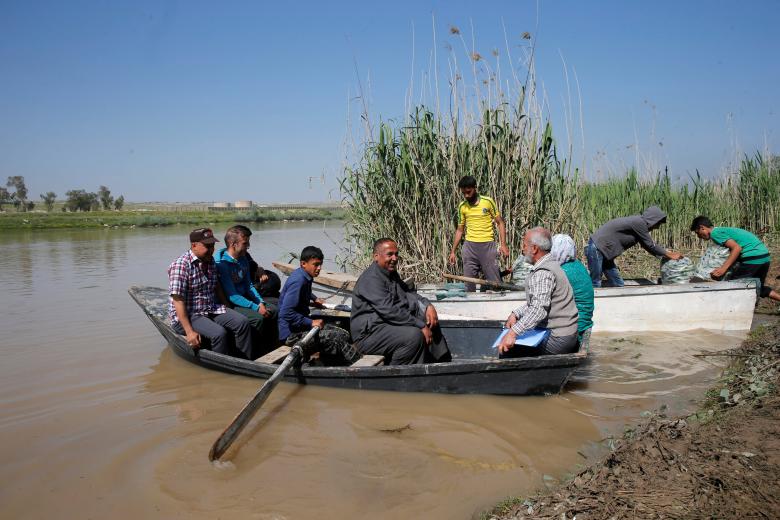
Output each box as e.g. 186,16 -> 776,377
448,175 -> 510,291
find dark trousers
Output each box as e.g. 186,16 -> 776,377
356,323 -> 452,365
729,262 -> 772,298
232,303 -> 279,358
286,325 -> 362,366
462,240 -> 502,291
173,308 -> 252,358
499,332 -> 579,358
584,238 -> 624,288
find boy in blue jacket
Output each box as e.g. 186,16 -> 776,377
215,225 -> 278,356
278,246 -> 360,365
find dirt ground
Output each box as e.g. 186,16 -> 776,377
486,262 -> 780,520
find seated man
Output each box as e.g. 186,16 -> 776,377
499,227 -> 580,357
691,216 -> 780,302
168,228 -> 252,358
215,225 -> 278,357
350,238 -> 452,365
278,246 -> 361,365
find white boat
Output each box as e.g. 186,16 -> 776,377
272,262 -> 758,333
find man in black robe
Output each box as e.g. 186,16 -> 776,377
350,238 -> 452,365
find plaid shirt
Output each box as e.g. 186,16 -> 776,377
511,254 -> 555,336
168,250 -> 226,324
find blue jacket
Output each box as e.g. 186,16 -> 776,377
214,248 -> 264,311
278,267 -> 316,341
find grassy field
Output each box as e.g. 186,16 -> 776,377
0,206 -> 346,229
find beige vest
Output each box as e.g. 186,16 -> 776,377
528,256 -> 579,337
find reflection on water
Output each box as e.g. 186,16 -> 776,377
0,223 -> 750,519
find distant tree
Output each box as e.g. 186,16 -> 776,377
40,192 -> 57,212
26,201 -> 35,211
114,195 -> 125,211
6,176 -> 28,211
65,189 -> 100,212
0,187 -> 10,211
98,185 -> 114,210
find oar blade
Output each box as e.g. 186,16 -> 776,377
208,326 -> 320,461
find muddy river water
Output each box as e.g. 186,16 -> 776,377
0,222 -> 748,519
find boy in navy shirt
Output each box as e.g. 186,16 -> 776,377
278,246 -> 361,365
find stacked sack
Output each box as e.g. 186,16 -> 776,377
510,257 -> 534,288
660,256 -> 695,284
693,245 -> 731,280
433,282 -> 467,300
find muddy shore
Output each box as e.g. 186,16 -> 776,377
485,259 -> 780,520
485,318 -> 780,519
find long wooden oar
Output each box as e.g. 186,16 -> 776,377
443,273 -> 523,292
209,327 -> 320,461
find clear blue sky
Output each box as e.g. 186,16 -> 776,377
1,1 -> 777,203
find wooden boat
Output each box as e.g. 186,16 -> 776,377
272,262 -> 759,332
129,286 -> 588,395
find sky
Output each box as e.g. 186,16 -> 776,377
1,0 -> 778,203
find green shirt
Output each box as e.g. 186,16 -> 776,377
560,260 -> 594,335
710,227 -> 770,265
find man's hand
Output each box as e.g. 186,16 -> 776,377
258,303 -> 271,318
312,298 -> 326,308
499,244 -> 510,258
448,251 -> 457,265
421,325 -> 433,345
311,318 -> 325,329
711,266 -> 727,279
667,251 -> 683,261
504,313 -> 518,329
259,273 -> 269,283
425,305 -> 439,329
185,330 -> 201,349
498,329 -> 516,354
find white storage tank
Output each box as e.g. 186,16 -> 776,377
234,200 -> 253,209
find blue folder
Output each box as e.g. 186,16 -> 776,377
491,328 -> 550,349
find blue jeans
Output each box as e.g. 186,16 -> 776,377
584,239 -> 624,288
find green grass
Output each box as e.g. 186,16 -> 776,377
0,207 -> 346,229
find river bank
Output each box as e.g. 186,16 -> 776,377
0,206 -> 345,229
485,317 -> 780,519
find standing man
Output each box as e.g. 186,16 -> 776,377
215,225 -> 278,356
448,175 -> 510,291
499,227 -> 580,357
585,206 -> 682,287
351,238 -> 451,365
168,228 -> 253,358
690,216 -> 780,302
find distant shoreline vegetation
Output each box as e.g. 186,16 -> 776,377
0,204 -> 346,230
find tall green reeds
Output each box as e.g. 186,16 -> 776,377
341,105 -> 581,280
341,25 -> 582,279
341,26 -> 779,281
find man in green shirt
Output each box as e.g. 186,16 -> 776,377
690,216 -> 779,302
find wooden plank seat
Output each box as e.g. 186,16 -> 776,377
350,355 -> 385,367
258,346 -> 384,367
255,346 -> 291,364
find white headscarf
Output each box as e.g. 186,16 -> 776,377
550,234 -> 576,264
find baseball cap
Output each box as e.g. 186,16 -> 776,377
189,228 -> 218,244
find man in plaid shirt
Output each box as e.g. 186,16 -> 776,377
168,228 -> 253,358
499,227 -> 580,357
